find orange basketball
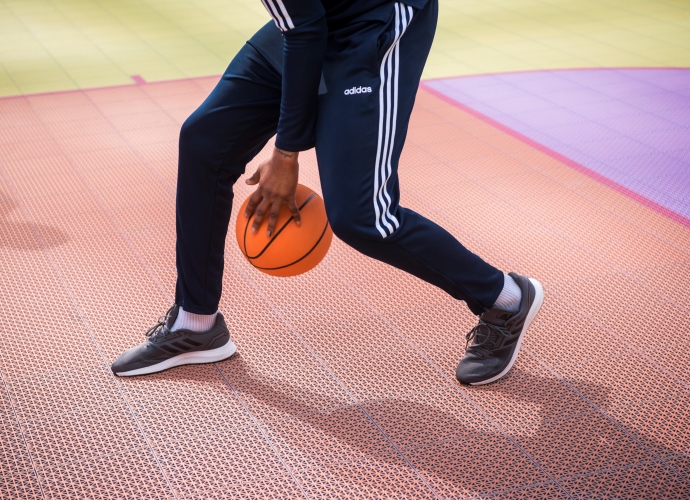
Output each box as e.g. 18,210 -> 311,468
236,184 -> 333,277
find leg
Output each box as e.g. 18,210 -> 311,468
176,22 -> 283,314
317,1 -> 544,386
316,0 -> 504,315
112,22 -> 286,377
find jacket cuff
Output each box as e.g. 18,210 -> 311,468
274,138 -> 314,152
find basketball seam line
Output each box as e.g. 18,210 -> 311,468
252,220 -> 331,271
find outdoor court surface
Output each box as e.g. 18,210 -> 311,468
1,1 -> 690,499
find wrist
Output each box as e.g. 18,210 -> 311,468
273,147 -> 298,162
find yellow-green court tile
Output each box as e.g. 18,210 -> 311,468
433,35 -> 489,50
172,53 -> 226,66
639,45 -> 690,58
483,60 -> 538,74
495,40 -> 560,56
454,44 -> 509,60
63,67 -> 127,82
31,34 -> 95,47
1,0 -> 689,97
464,31 -> 528,45
178,66 -> 228,79
146,37 -> 207,50
0,72 -> 15,87
468,59 -> 528,74
129,68 -> 187,82
585,54 -> 661,67
629,22 -> 690,37
607,14 -> 664,29
74,74 -> 134,89
523,53 -> 591,68
61,59 -> 122,75
107,49 -> 170,64
585,30 -> 649,46
16,79 -> 76,95
0,50 -> 54,66
0,20 -> 24,33
2,59 -> 65,75
97,40 -> 156,53
646,54 -> 690,66
82,30 -> 142,43
107,46 -> 170,67
12,73 -> 75,89
155,47 -> 215,60
44,48 -> 107,61
118,59 -> 180,75
1,38 -> 46,54
0,83 -> 20,97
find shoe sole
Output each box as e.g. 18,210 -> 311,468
469,278 -> 544,386
113,340 -> 237,377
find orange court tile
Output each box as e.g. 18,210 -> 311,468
0,77 -> 689,498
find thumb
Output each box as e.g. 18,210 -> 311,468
245,169 -> 260,185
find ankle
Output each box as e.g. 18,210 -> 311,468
492,273 -> 521,313
171,307 -> 217,332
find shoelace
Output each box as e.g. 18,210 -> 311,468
145,305 -> 175,340
465,320 -> 512,351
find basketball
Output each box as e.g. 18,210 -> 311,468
236,184 -> 333,277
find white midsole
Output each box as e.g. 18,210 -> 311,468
115,340 -> 237,377
470,278 -> 544,386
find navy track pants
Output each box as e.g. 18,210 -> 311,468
175,0 -> 504,316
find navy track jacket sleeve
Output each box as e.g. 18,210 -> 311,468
261,0 -> 327,151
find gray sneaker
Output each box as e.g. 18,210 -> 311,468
456,273 -> 544,386
111,305 -> 236,377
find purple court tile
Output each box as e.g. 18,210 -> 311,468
639,128 -> 690,150
573,99 -> 643,120
541,88 -> 612,107
598,113 -> 678,135
508,74 -> 582,94
486,94 -> 556,114
662,106 -> 690,127
543,122 -> 621,144
668,149 -> 690,163
425,68 -> 690,220
511,107 -> 588,128
595,80 -> 669,98
577,136 -> 657,160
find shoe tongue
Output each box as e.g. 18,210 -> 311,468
480,307 -> 513,326
166,305 -> 180,329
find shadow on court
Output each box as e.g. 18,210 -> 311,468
0,194 -> 69,250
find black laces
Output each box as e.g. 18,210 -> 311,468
465,320 -> 512,351
145,305 -> 175,340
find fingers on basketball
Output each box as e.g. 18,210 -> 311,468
236,184 -> 333,277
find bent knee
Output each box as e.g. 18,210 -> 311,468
179,111 -> 207,147
178,110 -> 231,173
327,207 -> 392,245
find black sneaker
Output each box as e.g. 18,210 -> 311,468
456,273 -> 544,386
111,305 -> 236,377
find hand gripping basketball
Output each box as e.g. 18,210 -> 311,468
236,184 -> 333,277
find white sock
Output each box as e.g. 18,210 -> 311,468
171,307 -> 217,332
493,274 -> 522,312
